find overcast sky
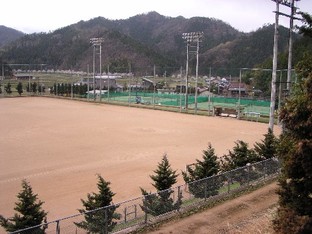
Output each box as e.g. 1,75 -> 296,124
1,0 -> 311,34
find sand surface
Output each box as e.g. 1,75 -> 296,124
0,97 -> 279,230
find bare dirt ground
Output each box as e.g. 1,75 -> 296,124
0,97 -> 280,233
147,182 -> 278,234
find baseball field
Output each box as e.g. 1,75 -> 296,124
0,97 -> 280,230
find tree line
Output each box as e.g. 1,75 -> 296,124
1,82 -> 46,96
1,82 -> 88,97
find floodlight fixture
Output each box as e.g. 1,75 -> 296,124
90,37 -> 104,101
90,37 -> 105,46
271,0 -> 300,8
182,32 -> 204,43
182,31 -> 204,112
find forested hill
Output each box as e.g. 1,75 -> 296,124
0,12 -> 300,74
200,25 -> 299,74
0,26 -> 24,48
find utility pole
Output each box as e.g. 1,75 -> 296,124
287,0 -> 295,92
286,0 -> 301,92
269,0 -> 301,130
269,0 -> 280,131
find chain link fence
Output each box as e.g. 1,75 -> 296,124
8,158 -> 280,234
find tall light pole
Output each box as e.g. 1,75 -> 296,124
208,67 -> 212,115
107,64 -> 110,102
238,69 -> 242,119
87,64 -> 90,100
99,43 -> 102,102
1,63 -> 4,97
90,37 -> 104,102
183,37 -> 190,110
194,33 -> 203,114
182,32 -> 204,112
92,43 -> 96,101
153,65 -> 156,109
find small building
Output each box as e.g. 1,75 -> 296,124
142,77 -> 154,90
228,83 -> 247,97
14,73 -> 33,80
82,76 -> 118,90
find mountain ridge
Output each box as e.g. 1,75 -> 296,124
0,12 -> 299,76
0,25 -> 24,48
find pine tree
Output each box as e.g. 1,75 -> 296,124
220,140 -> 260,172
182,143 -> 221,198
150,154 -> 178,192
0,180 -> 47,233
75,175 -> 120,233
273,14 -> 312,232
141,154 -> 182,216
299,12 -> 312,38
254,128 -> 278,160
16,82 -> 23,96
4,82 -> 12,94
273,63 -> 312,233
220,140 -> 262,186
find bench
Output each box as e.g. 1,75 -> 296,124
244,111 -> 261,122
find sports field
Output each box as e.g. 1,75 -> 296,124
0,97 -> 280,226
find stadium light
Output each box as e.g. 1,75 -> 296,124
182,32 -> 204,112
90,37 -> 104,102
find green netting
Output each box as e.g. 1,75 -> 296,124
87,92 -> 270,115
210,97 -> 270,107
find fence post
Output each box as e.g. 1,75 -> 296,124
56,220 -> 60,234
104,208 -> 108,234
144,196 -> 148,224
204,180 -> 208,201
264,159 -> 267,179
247,163 -> 251,186
227,176 -> 231,193
177,186 -> 181,211
124,207 -> 127,223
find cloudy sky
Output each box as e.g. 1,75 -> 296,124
1,0 -> 311,34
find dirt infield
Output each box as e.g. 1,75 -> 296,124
0,97 -> 280,226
